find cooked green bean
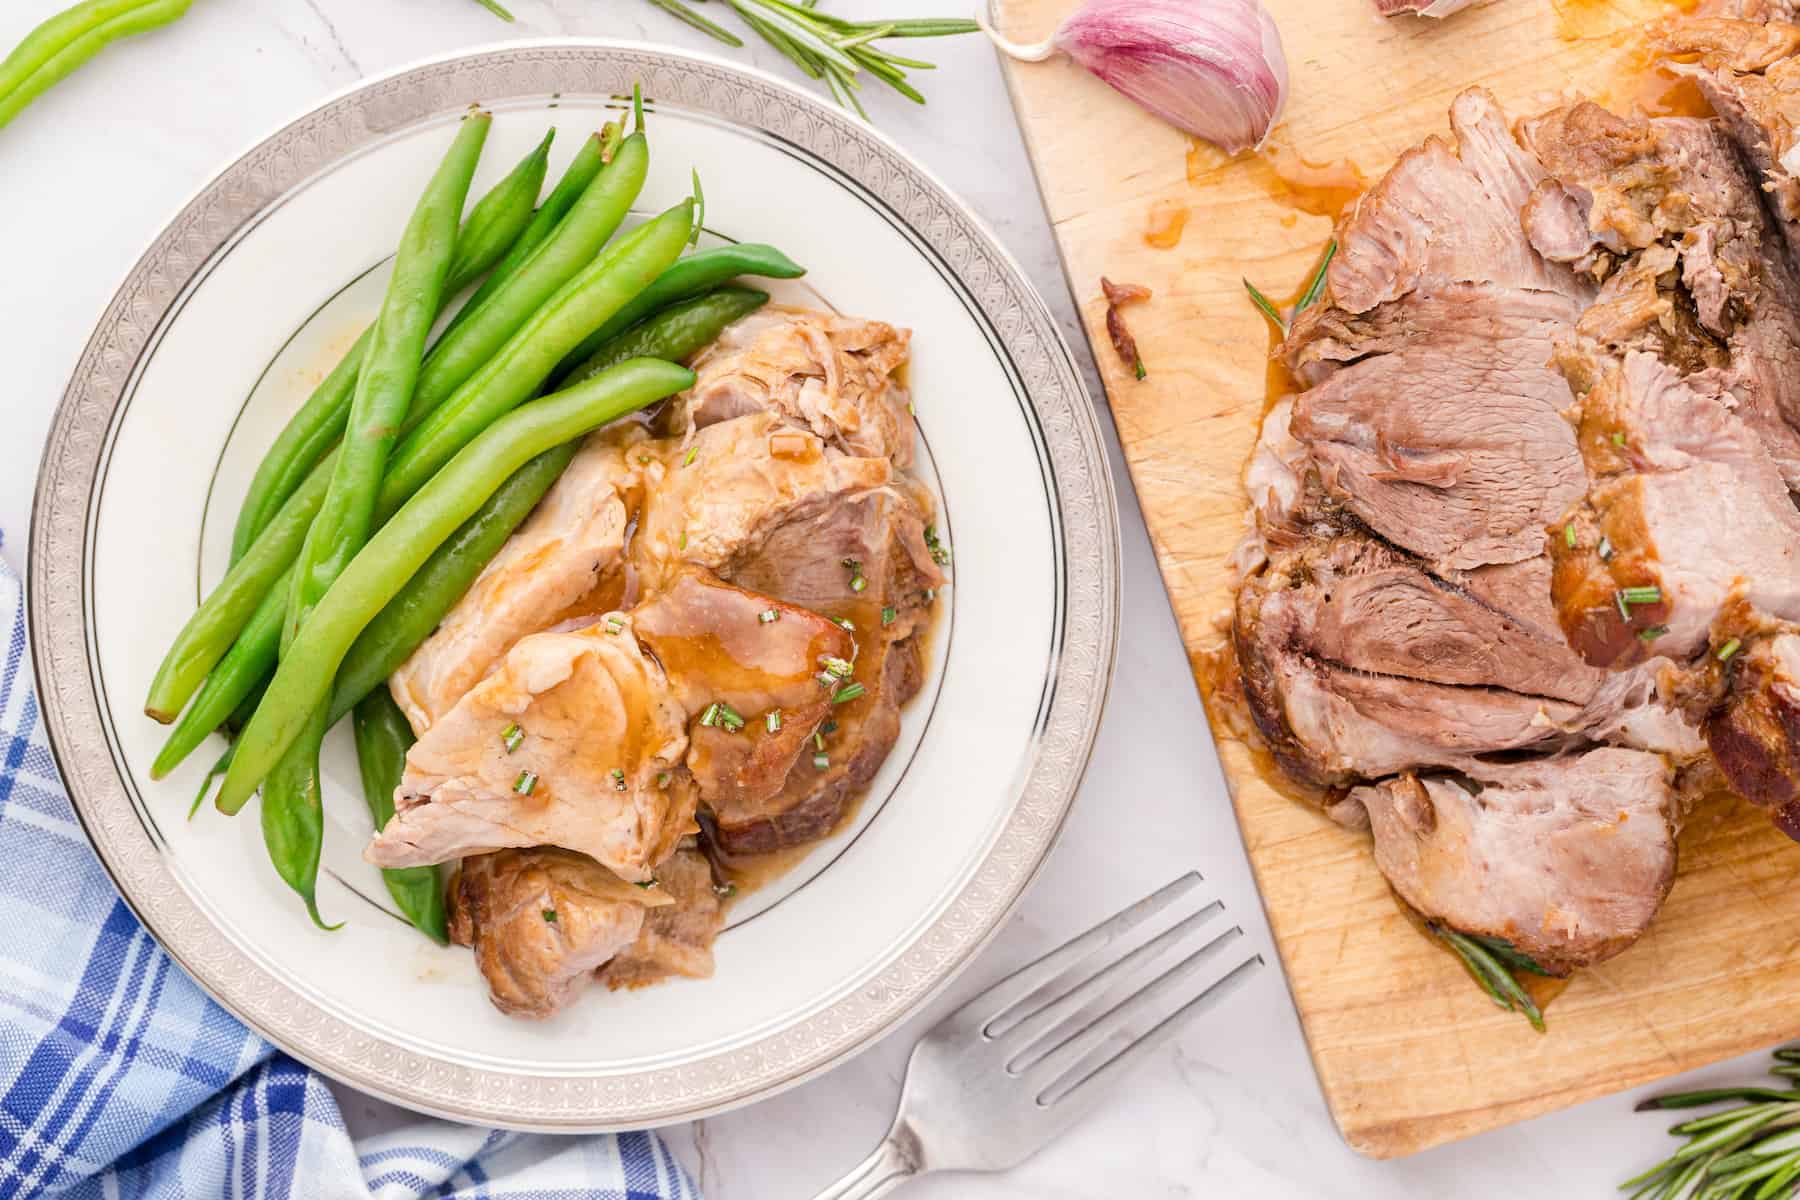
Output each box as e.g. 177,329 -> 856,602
410,131 -> 649,419
216,357 -> 697,814
554,243 -> 803,381
146,468 -> 326,722
371,196 -> 698,524
289,112 -> 490,635
144,195 -> 696,725
444,127 -> 552,294
443,125 -> 616,337
150,581 -> 282,779
264,113 -> 488,928
229,129 -> 552,563
0,0 -> 192,131
561,286 -> 769,386
327,442 -> 581,725
353,689 -> 447,943
260,705 -> 339,930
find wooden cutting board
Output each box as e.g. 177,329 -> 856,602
994,0 -> 1800,1160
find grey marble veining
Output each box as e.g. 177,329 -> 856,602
0,2 -> 1774,1195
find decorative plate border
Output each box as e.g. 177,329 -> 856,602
28,41 -> 1119,1129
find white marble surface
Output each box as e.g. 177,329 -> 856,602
0,1 -> 1781,1195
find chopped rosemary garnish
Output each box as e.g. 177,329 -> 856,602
513,770 -> 538,796
1597,535 -> 1614,561
542,908 -> 558,923
814,731 -> 825,751
1638,625 -> 1669,643
501,722 -> 524,753
1621,585 -> 1663,606
679,530 -> 688,551
1719,638 -> 1743,662
1563,523 -> 1577,549
700,702 -> 721,728
1611,431 -> 1626,447
820,656 -> 853,679
841,556 -> 861,572
759,608 -> 779,624
766,709 -> 782,733
605,615 -> 625,633
821,720 -> 838,735
813,752 -> 830,770
923,588 -> 936,603
1616,591 -> 1632,621
833,682 -> 867,705
656,770 -> 672,788
716,702 -> 745,732
713,881 -> 738,898
922,524 -> 951,566
635,878 -> 659,890
683,446 -> 698,466
837,618 -> 855,632
610,767 -> 627,791
881,606 -> 897,626
850,575 -> 868,593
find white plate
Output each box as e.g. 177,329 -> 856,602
29,41 -> 1118,1130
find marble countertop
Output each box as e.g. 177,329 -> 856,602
0,1 -> 1778,1195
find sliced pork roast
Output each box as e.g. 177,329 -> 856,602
1234,87 -> 1713,970
389,428 -> 646,734
1339,749 -> 1678,974
447,848 -> 668,1019
367,306 -> 944,1016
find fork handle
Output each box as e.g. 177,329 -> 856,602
812,1136 -> 917,1200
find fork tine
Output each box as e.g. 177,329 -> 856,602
1021,925 -> 1247,1092
1038,951 -> 1265,1109
997,899 -> 1225,1064
965,872 -> 1204,1036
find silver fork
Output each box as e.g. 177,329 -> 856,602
812,873 -> 1263,1198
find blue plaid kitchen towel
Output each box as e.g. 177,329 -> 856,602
0,550 -> 699,1199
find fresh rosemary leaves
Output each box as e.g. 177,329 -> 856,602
1625,1048 -> 1800,1199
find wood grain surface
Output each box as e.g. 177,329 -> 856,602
993,0 -> 1800,1160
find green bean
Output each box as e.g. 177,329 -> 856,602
444,128 -> 552,295
353,688 -> 447,943
289,113 -> 490,636
229,129 -> 552,563
554,243 -> 804,382
443,125 -> 617,337
410,131 -> 649,419
562,286 -> 769,387
327,442 -> 581,725
146,467 -> 326,722
0,0 -> 192,131
371,196 -> 698,524
263,113 -> 488,928
216,357 -> 697,813
150,581 -> 282,779
260,705 -> 339,930
145,194 -> 695,725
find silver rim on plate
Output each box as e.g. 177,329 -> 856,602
28,40 -> 1120,1129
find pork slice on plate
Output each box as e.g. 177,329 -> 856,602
709,484 -> 943,854
1340,748 -> 1678,974
367,623 -> 697,878
598,847 -> 725,991
630,410 -> 892,592
389,428 -> 646,734
669,306 -> 916,468
447,847 -> 672,1019
632,566 -> 854,811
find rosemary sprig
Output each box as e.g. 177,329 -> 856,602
1244,240 -> 1339,336
641,0 -> 976,118
1626,1053 -> 1800,1199
1431,924 -> 1546,1032
468,0 -> 515,20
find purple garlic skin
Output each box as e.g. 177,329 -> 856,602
1054,0 -> 1290,153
